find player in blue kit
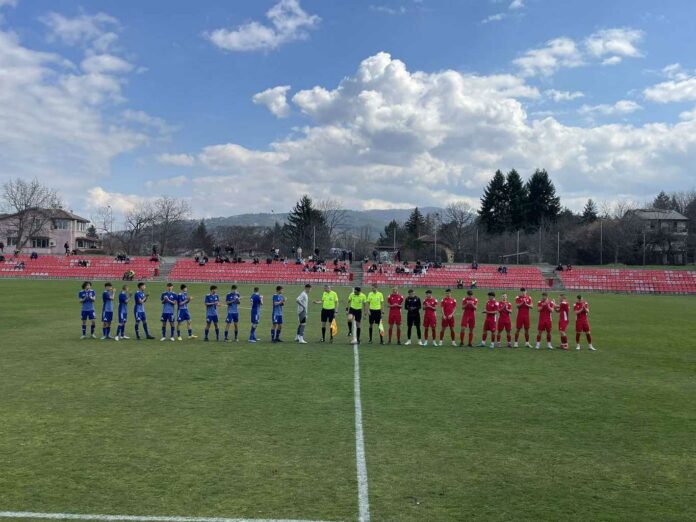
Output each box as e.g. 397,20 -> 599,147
160,282 -> 177,342
204,285 -> 220,341
224,284 -> 241,342
176,284 -> 197,341
249,287 -> 263,343
271,286 -> 285,342
115,284 -> 131,341
101,282 -> 115,340
134,282 -> 155,340
78,281 -> 97,339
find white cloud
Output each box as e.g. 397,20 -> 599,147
41,12 -> 119,51
81,53 -> 132,74
145,176 -> 188,189
86,187 -> 152,214
645,69 -> 696,103
579,100 -> 643,116
370,5 -> 407,15
157,153 -> 196,167
584,28 -> 643,65
509,0 -> 524,9
160,52 -> 696,214
514,37 -> 583,76
481,13 -> 506,24
252,85 -> 291,117
0,0 -> 17,8
661,63 -> 690,81
207,0 -> 320,52
545,89 -> 584,102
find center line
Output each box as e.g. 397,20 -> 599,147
353,343 -> 370,522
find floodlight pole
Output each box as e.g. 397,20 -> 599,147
600,219 -> 603,265
643,230 -> 646,266
556,230 -> 560,266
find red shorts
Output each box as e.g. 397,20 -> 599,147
576,319 -> 590,333
559,320 -> 569,332
538,318 -> 552,332
461,314 -> 476,329
484,316 -> 497,332
423,314 -> 437,328
388,311 -> 402,325
441,316 -> 455,329
497,317 -> 511,332
516,315 -> 530,330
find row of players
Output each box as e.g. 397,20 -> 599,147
77,281 -> 595,351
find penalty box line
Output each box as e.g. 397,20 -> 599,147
0,512 -> 335,522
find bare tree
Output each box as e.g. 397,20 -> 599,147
439,202 -> 475,259
317,199 -> 349,243
1,178 -> 62,251
152,196 -> 191,255
116,203 -> 155,255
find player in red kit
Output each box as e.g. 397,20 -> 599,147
574,295 -> 596,351
555,293 -> 570,350
479,292 -> 498,348
496,293 -> 513,348
439,288 -> 457,346
422,290 -> 438,346
514,287 -> 533,348
535,292 -> 555,350
460,289 -> 478,347
387,287 -> 404,344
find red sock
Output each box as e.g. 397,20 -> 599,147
507,332 -> 511,342
388,325 -> 393,342
424,329 -> 429,340
450,329 -> 455,341
536,334 -> 541,342
431,327 -> 436,339
587,333 -> 592,343
514,331 -> 519,342
525,331 -> 530,342
576,332 -> 581,343
396,326 -> 401,342
468,331 -> 473,345
460,331 -> 465,344
440,330 -> 445,341
483,331 -> 488,342
546,332 -> 551,342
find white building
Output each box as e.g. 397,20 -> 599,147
0,209 -> 99,254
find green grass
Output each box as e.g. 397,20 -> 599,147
0,280 -> 695,521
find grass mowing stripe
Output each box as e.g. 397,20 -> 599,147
0,512 -> 334,522
353,344 -> 370,522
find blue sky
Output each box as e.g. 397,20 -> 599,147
2,0 -> 696,220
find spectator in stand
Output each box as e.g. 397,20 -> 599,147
372,249 -> 378,262
566,264 -> 573,272
470,279 -> 477,289
15,260 -> 25,270
348,250 -> 353,264
472,260 -> 479,270
64,242 -> 70,256
152,245 -> 158,257
122,270 -> 135,281
556,264 -> 564,271
0,255 -> 5,263
14,249 -> 20,257
0,241 -> 4,253
30,251 -> 38,260
456,279 -> 464,290
297,246 -> 303,260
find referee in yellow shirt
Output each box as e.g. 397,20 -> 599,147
347,286 -> 367,344
366,283 -> 385,344
314,284 -> 339,343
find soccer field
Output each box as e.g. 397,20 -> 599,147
1,280 -> 695,522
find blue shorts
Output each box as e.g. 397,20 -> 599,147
226,312 -> 239,324
161,312 -> 175,323
177,309 -> 191,322
135,311 -> 147,322
102,311 -> 113,323
118,311 -> 128,323
272,314 -> 283,325
81,310 -> 96,321
251,312 -> 260,325
206,315 -> 219,324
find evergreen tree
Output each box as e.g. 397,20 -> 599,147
525,169 -> 561,230
505,169 -> 528,231
283,195 -> 327,250
404,207 -> 428,239
478,170 -> 508,234
378,219 -> 403,247
653,191 -> 671,210
190,220 -> 214,252
581,199 -> 598,223
86,224 -> 98,238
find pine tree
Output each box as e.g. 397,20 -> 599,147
505,169 -> 527,231
190,220 -> 214,252
283,195 -> 327,250
581,199 -> 598,224
86,224 -> 98,238
525,169 -> 561,230
478,170 -> 508,234
378,220 -> 403,247
404,207 -> 428,239
653,191 -> 671,210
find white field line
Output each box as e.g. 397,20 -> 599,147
353,344 -> 371,522
0,512 -> 333,522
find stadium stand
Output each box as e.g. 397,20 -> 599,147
363,264 -> 547,289
0,255 -> 158,280
169,259 -> 352,285
558,268 -> 696,294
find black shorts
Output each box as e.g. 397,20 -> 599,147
369,310 -> 382,325
321,309 -> 335,323
349,308 -> 362,322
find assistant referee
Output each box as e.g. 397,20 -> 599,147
314,284 -> 339,343
347,286 -> 367,344
366,283 -> 384,345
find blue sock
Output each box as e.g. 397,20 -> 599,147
171,326 -> 175,337
250,326 -> 256,339
276,330 -> 281,341
106,327 -> 111,337
135,323 -> 140,338
234,328 -> 238,340
162,326 -> 166,337
90,324 -> 95,335
82,324 -> 86,335
205,329 -> 209,340
177,328 -> 181,337
215,328 -> 219,340
188,328 -> 192,337
143,323 -> 150,336
271,329 -> 276,341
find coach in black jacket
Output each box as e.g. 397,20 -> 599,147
403,289 -> 423,345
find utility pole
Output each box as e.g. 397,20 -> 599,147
643,230 -> 646,266
516,230 -> 520,265
556,230 -> 560,266
600,219 -> 603,265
